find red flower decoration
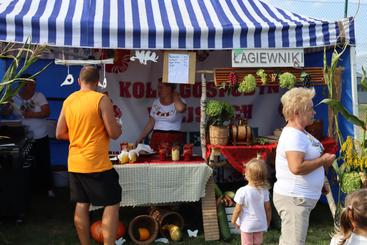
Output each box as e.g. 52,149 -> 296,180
101,50 -> 131,73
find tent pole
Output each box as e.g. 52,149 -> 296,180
344,0 -> 349,18
197,70 -> 214,160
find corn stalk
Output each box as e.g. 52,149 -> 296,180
320,45 -> 348,224
0,40 -> 51,105
321,44 -> 367,225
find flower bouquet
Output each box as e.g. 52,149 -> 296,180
338,136 -> 367,193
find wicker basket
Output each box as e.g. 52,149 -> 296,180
128,215 -> 159,245
209,125 -> 229,145
149,208 -> 184,238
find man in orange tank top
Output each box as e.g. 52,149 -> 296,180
56,65 -> 122,245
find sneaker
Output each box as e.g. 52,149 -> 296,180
48,190 -> 55,198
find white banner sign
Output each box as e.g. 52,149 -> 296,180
232,48 -> 304,67
102,51 -> 286,152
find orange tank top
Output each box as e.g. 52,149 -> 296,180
63,90 -> 112,173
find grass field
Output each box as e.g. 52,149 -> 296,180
0,187 -> 335,245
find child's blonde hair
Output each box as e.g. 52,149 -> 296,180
333,189 -> 367,244
243,156 -> 269,189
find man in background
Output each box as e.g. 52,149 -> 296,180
2,74 -> 55,198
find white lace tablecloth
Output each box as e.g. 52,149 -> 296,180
90,162 -> 212,210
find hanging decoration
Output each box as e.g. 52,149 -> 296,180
55,58 -> 113,87
130,50 -> 158,65
98,63 -> 107,89
60,65 -> 74,87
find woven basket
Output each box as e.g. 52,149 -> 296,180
209,125 -> 229,145
128,215 -> 159,245
149,208 -> 184,238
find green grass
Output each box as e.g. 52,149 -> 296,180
0,188 -> 335,245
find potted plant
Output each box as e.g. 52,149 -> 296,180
238,74 -> 256,93
205,99 -> 234,145
256,69 -> 267,85
279,72 -> 296,89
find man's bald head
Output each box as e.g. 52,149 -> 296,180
79,65 -> 99,83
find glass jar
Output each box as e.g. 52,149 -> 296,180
171,147 -> 180,161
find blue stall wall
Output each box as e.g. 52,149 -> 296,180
20,59 -> 82,167
22,60 -> 82,119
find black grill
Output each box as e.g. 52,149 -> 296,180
0,125 -> 33,223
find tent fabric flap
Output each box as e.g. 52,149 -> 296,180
0,0 -> 356,50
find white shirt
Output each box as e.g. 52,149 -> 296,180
13,92 -> 49,139
274,127 -> 325,200
330,233 -> 367,245
233,185 -> 270,233
150,98 -> 185,131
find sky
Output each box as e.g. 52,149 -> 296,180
264,0 -> 367,67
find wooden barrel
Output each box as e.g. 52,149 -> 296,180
209,125 -> 229,145
128,215 -> 159,245
149,208 -> 184,238
232,124 -> 252,145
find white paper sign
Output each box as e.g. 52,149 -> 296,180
168,53 -> 189,84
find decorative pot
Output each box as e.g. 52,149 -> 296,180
209,125 -> 229,145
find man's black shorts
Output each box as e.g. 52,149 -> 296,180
69,168 -> 122,206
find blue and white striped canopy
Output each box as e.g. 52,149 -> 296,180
0,0 -> 356,50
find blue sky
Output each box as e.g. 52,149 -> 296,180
265,0 -> 367,66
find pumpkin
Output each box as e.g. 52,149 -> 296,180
90,220 -> 125,244
138,227 -> 150,241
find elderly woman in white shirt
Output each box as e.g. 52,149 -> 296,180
273,87 -> 335,245
135,78 -> 186,152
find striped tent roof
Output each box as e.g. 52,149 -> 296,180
0,0 -> 355,50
